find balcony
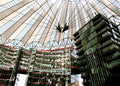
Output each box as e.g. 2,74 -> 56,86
92,14 -> 107,25
74,35 -> 80,41
83,79 -> 91,85
106,59 -> 120,70
105,51 -> 120,62
79,66 -> 88,73
78,59 -> 87,66
98,32 -> 112,43
81,72 -> 90,79
73,31 -> 79,37
97,27 -> 112,36
77,49 -> 84,56
95,20 -> 109,32
75,38 -> 81,46
103,43 -> 120,54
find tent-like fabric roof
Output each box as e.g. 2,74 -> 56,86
0,0 -> 120,50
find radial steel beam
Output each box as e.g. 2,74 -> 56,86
39,1 -> 60,45
0,0 -> 32,20
100,0 -> 120,17
59,0 -> 69,43
77,3 -> 86,26
89,0 -> 104,15
72,3 -> 76,38
68,2 -> 74,40
60,0 -> 69,27
55,1 -> 65,43
43,1 -> 62,44
21,2 -> 55,45
84,0 -> 94,19
1,4 -> 43,43
76,3 -> 82,29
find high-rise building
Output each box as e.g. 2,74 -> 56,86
74,14 -> 120,86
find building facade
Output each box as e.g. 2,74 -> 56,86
0,45 -> 72,86
74,14 -> 120,86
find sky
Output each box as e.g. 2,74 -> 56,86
14,74 -> 28,86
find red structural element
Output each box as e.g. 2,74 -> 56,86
70,66 -> 80,70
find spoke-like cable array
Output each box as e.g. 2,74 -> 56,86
0,0 -> 120,49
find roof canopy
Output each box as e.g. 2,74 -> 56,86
0,0 -> 120,49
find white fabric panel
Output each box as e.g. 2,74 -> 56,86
90,0 -> 104,15
100,0 -> 120,17
1,9 -> 35,43
0,0 -> 32,20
